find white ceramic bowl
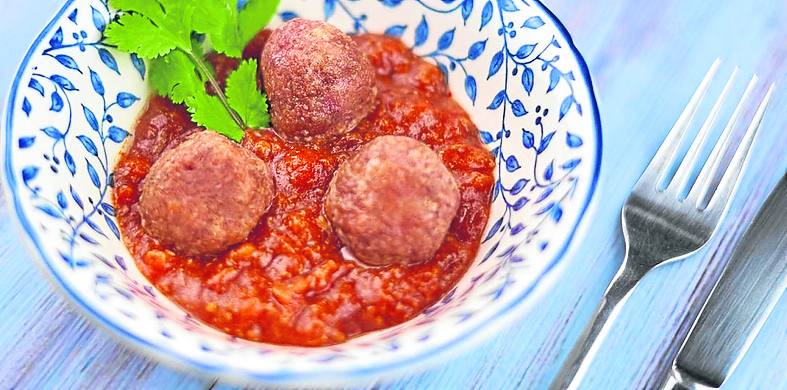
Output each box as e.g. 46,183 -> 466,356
1,0 -> 601,386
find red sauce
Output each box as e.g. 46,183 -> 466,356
113,33 -> 494,346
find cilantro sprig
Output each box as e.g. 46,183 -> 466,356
105,0 -> 279,141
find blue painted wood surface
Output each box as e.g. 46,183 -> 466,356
1,0 -> 785,389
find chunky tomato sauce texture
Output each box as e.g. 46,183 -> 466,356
113,33 -> 495,346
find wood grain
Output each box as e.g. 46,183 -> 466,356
0,0 -> 785,389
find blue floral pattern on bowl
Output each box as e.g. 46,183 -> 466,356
2,0 -> 600,385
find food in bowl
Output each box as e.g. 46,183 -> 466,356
108,3 -> 494,346
5,0 -> 602,382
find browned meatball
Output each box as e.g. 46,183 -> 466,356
260,18 -> 377,141
139,131 -> 275,257
325,136 -> 459,266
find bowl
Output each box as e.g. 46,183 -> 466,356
1,0 -> 601,386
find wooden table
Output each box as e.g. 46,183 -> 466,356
1,0 -> 785,388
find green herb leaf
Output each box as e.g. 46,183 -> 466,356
192,0 -> 244,57
155,0 -> 198,40
238,0 -> 280,45
187,91 -> 245,142
104,13 -> 186,58
225,59 -> 269,128
107,0 -> 166,25
105,0 -> 197,58
107,0 -> 280,142
149,51 -> 203,104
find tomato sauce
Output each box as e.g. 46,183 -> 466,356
113,33 -> 495,346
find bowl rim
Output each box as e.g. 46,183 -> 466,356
1,0 -> 602,384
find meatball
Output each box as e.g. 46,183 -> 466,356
260,18 -> 377,141
139,131 -> 275,257
325,136 -> 459,266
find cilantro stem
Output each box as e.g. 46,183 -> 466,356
183,49 -> 246,131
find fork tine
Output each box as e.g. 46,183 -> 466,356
636,59 -> 721,190
688,75 -> 759,206
672,68 -> 739,196
704,83 -> 775,213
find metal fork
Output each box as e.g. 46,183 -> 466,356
549,59 -> 775,390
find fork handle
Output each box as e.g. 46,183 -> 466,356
661,373 -> 698,390
660,367 -> 714,390
549,264 -> 646,390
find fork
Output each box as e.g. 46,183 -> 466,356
549,59 -> 776,390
